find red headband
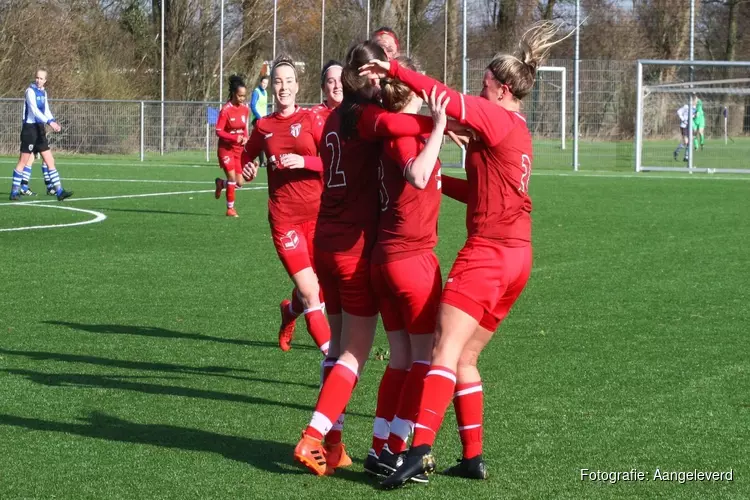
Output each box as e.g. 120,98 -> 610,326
375,31 -> 400,50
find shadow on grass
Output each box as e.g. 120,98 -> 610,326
43,321 -> 318,351
95,207 -> 214,217
2,368 -> 365,415
0,348 -> 319,389
0,412 -> 303,475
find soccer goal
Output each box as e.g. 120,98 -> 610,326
635,59 -> 750,174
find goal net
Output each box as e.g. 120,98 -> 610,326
635,60 -> 750,173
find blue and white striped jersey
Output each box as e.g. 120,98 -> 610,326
23,83 -> 55,124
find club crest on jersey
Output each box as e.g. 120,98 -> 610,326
290,123 -> 301,138
281,230 -> 299,250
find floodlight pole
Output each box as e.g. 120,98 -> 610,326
443,1 -> 448,83
688,0 -> 695,171
366,0 -> 370,36
219,0 -> 224,103
321,0 -> 325,102
573,0 -> 580,171
160,0 -> 165,156
461,0 -> 467,169
272,0 -> 277,61
406,0 -> 411,57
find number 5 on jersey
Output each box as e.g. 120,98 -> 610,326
325,132 -> 346,188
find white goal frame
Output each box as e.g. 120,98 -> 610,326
635,59 -> 750,174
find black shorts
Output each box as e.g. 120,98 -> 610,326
680,126 -> 689,139
20,123 -> 49,154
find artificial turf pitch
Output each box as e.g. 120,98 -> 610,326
0,153 -> 748,499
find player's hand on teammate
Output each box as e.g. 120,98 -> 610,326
358,59 -> 390,78
446,120 -> 477,147
423,86 -> 449,133
279,153 -> 305,170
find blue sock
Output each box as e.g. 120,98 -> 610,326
42,163 -> 52,190
11,169 -> 23,194
49,168 -> 63,196
21,165 -> 32,191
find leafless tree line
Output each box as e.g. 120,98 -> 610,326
0,0 -> 747,103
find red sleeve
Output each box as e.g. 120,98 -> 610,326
215,107 -> 236,142
384,136 -> 421,175
358,104 -> 433,140
241,125 -> 265,166
388,60 -> 517,147
302,156 -> 324,172
441,174 -> 468,204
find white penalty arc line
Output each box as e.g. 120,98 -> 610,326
0,204 -> 107,232
0,185 -> 267,206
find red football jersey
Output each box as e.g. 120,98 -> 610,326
310,101 -> 335,122
387,61 -> 533,245
371,135 -> 442,264
242,106 -> 325,225
314,104 -> 434,257
216,102 -> 250,151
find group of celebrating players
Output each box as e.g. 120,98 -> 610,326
212,22 -> 565,490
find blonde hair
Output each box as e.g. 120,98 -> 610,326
381,57 -> 419,113
487,21 -> 571,100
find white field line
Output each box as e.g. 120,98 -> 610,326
2,177 -> 268,185
0,160 -> 215,168
0,186 -> 266,206
0,204 -> 107,232
444,169 -> 750,181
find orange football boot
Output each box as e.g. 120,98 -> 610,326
278,299 -> 296,351
294,433 -> 328,476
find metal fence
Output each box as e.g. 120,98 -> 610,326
0,59 -> 638,169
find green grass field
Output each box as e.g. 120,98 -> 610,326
1,154 -> 748,499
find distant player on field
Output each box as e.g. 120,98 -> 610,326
673,101 -> 693,162
693,96 -> 705,151
360,21 -> 568,488
240,55 -> 332,357
250,75 -> 269,167
9,69 -> 72,201
214,75 -> 250,217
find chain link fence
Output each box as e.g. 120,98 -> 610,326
0,59 -> 638,170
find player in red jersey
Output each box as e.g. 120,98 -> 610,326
361,21 -> 570,488
214,75 -> 250,217
293,41 -> 438,478
368,59 -> 448,481
310,60 -> 343,120
240,55 -> 332,360
372,27 -> 400,60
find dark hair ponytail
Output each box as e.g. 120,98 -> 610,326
228,74 -> 246,101
338,41 -> 387,141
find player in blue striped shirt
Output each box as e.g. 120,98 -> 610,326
10,69 -> 72,201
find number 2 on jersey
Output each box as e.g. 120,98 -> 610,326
519,154 -> 531,193
325,132 -> 346,188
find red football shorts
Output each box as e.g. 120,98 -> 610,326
442,236 -> 532,332
315,250 -> 378,317
271,219 -> 316,277
218,147 -> 242,175
371,252 -> 442,335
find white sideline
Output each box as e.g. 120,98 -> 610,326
2,177 -> 268,185
0,204 -> 107,232
444,169 -> 750,181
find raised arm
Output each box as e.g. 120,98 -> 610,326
364,59 -> 516,146
359,104 -> 433,140
399,87 -> 449,189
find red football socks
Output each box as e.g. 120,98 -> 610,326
454,381 -> 484,459
371,366 -> 408,455
411,365 -> 456,448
